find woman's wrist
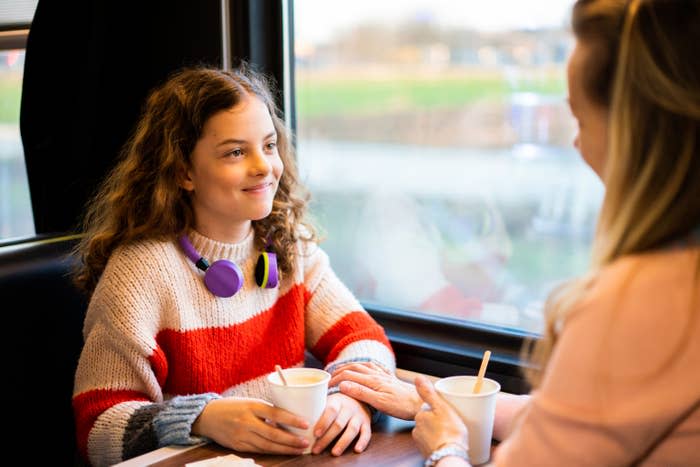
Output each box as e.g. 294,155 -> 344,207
436,456 -> 471,467
424,441 -> 470,467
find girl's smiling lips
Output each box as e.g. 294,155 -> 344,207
243,181 -> 273,193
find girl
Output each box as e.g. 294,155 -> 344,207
331,0 -> 700,465
71,65 -> 395,466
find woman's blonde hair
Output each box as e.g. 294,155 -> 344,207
525,0 -> 700,387
73,64 -> 316,294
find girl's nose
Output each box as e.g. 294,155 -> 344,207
249,149 -> 271,175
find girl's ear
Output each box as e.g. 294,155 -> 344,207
178,168 -> 195,192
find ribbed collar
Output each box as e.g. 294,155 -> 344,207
188,228 -> 256,263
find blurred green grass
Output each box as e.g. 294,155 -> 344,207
296,75 -> 566,117
0,74 -> 22,123
2,73 -> 566,122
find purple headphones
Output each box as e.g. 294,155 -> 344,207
179,235 -> 278,297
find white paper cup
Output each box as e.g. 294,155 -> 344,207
267,367 -> 330,454
435,375 -> 501,465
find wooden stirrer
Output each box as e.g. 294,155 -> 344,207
473,350 -> 491,394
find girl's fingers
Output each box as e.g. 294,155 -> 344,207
254,404 -> 308,430
247,433 -> 309,455
251,421 -> 309,449
329,417 -> 363,456
354,419 -> 372,453
312,403 -> 339,442
313,409 -> 350,454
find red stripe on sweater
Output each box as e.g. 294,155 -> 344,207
149,345 -> 169,388
311,311 -> 393,365
155,284 -> 307,395
73,389 -> 150,461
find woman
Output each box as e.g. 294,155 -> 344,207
330,0 -> 700,465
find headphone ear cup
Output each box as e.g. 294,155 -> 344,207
204,259 -> 244,297
255,251 -> 279,288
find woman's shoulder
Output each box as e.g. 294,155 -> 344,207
594,246 -> 699,299
567,246 -> 699,344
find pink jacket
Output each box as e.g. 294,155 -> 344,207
494,246 -> 700,466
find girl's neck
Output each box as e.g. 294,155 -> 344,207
193,220 -> 252,244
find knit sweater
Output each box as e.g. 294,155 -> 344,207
72,230 -> 395,466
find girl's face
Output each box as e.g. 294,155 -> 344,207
182,95 -> 283,242
567,41 -> 610,178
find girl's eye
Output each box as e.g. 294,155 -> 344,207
226,148 -> 243,158
265,142 -> 277,151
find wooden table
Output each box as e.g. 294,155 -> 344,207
151,415 -> 423,467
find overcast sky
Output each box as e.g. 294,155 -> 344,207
294,0 -> 575,45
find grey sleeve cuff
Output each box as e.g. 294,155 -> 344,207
324,357 -> 391,375
153,393 -> 221,446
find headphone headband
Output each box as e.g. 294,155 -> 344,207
179,234 -> 278,297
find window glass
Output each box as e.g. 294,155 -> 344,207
0,0 -> 38,26
294,0 -> 602,333
0,48 -> 34,240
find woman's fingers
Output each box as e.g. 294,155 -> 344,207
337,380 -> 380,405
329,367 -> 382,387
414,375 -> 445,411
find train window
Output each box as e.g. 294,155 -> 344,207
0,0 -> 38,240
292,0 -> 602,334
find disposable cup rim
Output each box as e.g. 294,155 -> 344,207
267,367 -> 330,388
436,375 -> 501,398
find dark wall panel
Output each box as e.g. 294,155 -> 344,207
20,0 -> 222,234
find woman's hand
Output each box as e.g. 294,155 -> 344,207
311,392 -> 372,456
329,362 -> 422,420
412,375 -> 468,458
191,397 -> 309,455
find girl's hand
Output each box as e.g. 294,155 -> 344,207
311,392 -> 372,455
412,375 -> 468,458
329,362 -> 422,420
192,397 -> 309,455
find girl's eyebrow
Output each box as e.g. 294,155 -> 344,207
215,132 -> 276,147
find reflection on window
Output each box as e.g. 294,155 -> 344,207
293,0 -> 602,333
0,49 -> 34,240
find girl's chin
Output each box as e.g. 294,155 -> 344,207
250,207 -> 274,221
